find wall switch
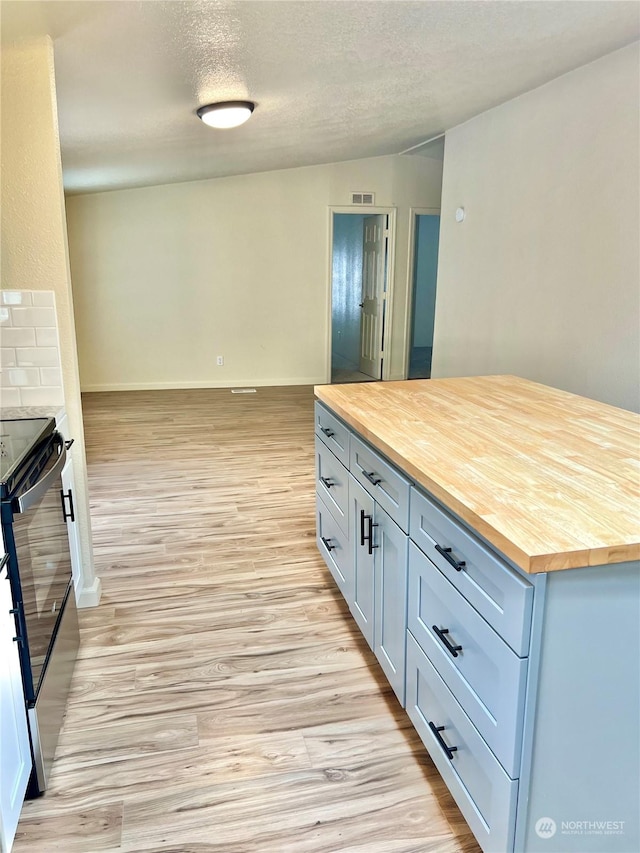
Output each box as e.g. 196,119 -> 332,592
216,355 -> 224,366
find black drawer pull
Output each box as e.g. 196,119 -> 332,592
320,426 -> 335,438
428,721 -> 458,761
432,625 -> 463,658
362,470 -> 381,487
321,536 -> 335,552
435,544 -> 466,572
360,509 -> 366,546
320,476 -> 334,489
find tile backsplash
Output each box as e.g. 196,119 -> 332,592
0,291 -> 64,407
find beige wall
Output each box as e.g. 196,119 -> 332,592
65,154 -> 443,390
1,38 -> 100,605
432,42 -> 640,412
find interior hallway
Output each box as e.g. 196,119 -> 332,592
13,385 -> 479,852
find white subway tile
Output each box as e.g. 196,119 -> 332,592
20,386 -> 64,406
1,327 -> 36,347
0,308 -> 10,325
1,348 -> 17,367
0,387 -> 21,406
16,347 -> 59,367
1,367 -> 40,387
31,292 -> 55,307
10,307 -> 56,327
39,368 -> 62,386
35,328 -> 58,347
2,291 -> 32,306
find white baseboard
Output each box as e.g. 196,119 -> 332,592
81,377 -> 328,392
75,576 -> 102,608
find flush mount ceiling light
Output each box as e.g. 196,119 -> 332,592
196,101 -> 255,129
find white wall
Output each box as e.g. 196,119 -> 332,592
66,155 -> 443,390
1,38 -> 100,606
432,42 -> 640,413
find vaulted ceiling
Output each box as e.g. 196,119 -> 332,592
2,0 -> 638,194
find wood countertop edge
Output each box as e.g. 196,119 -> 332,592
314,386 -> 640,575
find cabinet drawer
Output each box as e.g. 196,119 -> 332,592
315,402 -> 350,467
410,488 -> 533,656
408,543 -> 527,778
316,495 -> 351,600
406,633 -> 518,853
315,436 -> 349,534
350,435 -> 411,532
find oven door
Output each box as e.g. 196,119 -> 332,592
7,435 -> 74,702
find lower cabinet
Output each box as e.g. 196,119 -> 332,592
315,400 -> 640,853
406,632 -> 518,852
316,495 -> 351,600
371,499 -> 407,706
317,471 -> 409,707
347,476 -> 375,648
346,473 -> 408,706
0,559 -> 31,853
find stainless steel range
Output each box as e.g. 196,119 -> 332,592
1,417 -> 79,796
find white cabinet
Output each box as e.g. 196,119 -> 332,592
0,558 -> 30,853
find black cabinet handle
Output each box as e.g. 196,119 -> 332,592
64,438 -> 75,449
320,426 -> 335,438
320,476 -> 334,489
428,721 -> 458,760
360,511 -> 379,555
435,544 -> 466,572
362,470 -> 381,487
60,488 -> 75,522
432,625 -> 463,658
321,536 -> 335,552
367,514 -> 379,555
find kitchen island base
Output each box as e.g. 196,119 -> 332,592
314,381 -> 639,853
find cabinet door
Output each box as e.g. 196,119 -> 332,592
0,562 -> 31,853
61,454 -> 82,592
373,506 -> 408,706
348,475 -> 375,650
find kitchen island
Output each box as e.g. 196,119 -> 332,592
314,376 -> 639,853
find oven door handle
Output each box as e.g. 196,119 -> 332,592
16,436 -> 67,514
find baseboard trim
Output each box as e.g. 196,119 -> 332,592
81,377 -> 328,392
75,576 -> 102,608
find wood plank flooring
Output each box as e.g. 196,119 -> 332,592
13,385 -> 480,853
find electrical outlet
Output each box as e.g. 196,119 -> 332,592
216,355 -> 224,366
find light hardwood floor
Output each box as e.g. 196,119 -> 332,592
14,386 -> 480,853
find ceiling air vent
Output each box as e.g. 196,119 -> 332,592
351,192 -> 375,205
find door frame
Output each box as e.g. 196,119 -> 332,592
326,206 -> 397,384
402,207 -> 441,379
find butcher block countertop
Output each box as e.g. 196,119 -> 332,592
314,375 -> 640,574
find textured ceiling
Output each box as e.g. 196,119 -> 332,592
2,1 -> 638,194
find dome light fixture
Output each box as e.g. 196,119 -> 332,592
196,101 -> 255,129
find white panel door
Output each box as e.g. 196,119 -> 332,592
0,563 -> 31,853
359,214 -> 387,378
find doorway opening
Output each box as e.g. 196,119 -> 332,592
328,208 -> 395,384
406,209 -> 441,379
